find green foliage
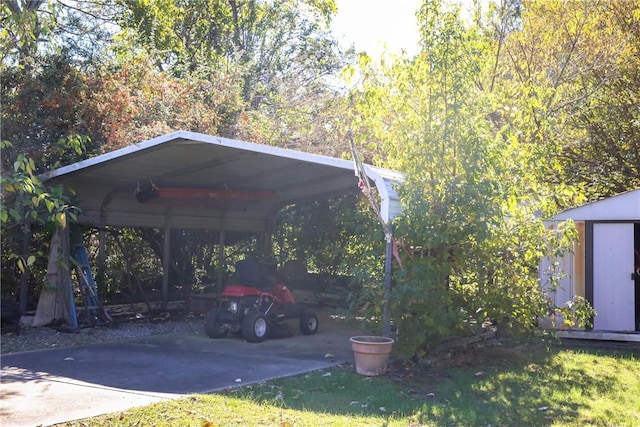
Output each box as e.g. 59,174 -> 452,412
492,0 -> 640,202
88,54 -> 246,149
0,140 -> 82,299
110,0 -> 352,155
1,1 -> 118,69
0,0 -> 58,67
274,197 -> 378,275
0,141 -> 80,231
555,295 -> 597,330
114,0 -> 344,105
346,0 -> 602,359
1,54 -> 102,169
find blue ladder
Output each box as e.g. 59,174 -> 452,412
72,244 -> 112,326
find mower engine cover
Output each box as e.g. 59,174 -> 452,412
222,285 -> 265,297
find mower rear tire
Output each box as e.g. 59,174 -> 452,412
299,310 -> 319,335
242,311 -> 269,343
204,308 -> 228,338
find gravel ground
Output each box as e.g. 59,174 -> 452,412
1,313 -> 204,355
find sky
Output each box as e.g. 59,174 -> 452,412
330,0 -> 480,59
330,0 -> 423,58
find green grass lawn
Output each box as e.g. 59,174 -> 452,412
56,341 -> 639,427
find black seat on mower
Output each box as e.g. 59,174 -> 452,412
234,260 -> 263,286
235,259 -> 277,289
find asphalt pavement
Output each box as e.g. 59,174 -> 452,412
0,315 -> 364,427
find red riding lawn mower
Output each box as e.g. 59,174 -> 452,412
204,259 -> 319,343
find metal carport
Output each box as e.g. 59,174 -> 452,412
38,130 -> 403,323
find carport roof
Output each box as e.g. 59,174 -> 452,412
39,131 -> 403,231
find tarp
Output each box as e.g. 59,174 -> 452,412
34,226 -> 74,327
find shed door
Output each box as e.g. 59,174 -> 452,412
593,223 -> 636,331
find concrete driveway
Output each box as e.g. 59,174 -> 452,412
1,315 -> 363,427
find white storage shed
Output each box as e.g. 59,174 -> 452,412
542,189 -> 640,341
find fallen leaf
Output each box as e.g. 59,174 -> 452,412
281,422 -> 293,427
201,420 -> 215,427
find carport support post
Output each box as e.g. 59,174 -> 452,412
162,226 -> 171,310
382,223 -> 393,338
262,211 -> 276,258
217,229 -> 226,288
97,227 -> 106,300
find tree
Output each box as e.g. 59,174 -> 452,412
111,0 -> 355,154
1,0 -> 120,69
1,1 -> 117,309
0,142 -> 81,312
494,0 -> 640,203
86,55 -> 246,149
114,0 -> 344,103
1,0 -> 52,68
553,0 -> 640,198
346,0 -> 588,358
1,54 -> 98,171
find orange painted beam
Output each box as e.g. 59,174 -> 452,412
157,188 -> 277,200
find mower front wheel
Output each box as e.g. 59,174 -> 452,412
242,311 -> 269,343
299,310 -> 319,335
204,308 -> 228,338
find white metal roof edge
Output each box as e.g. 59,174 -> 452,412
38,130 -> 188,181
180,131 -> 405,183
187,131 -> 354,168
553,188 -> 640,221
39,130 -> 404,185
363,164 -> 402,223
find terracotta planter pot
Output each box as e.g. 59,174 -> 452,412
350,335 -> 395,376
